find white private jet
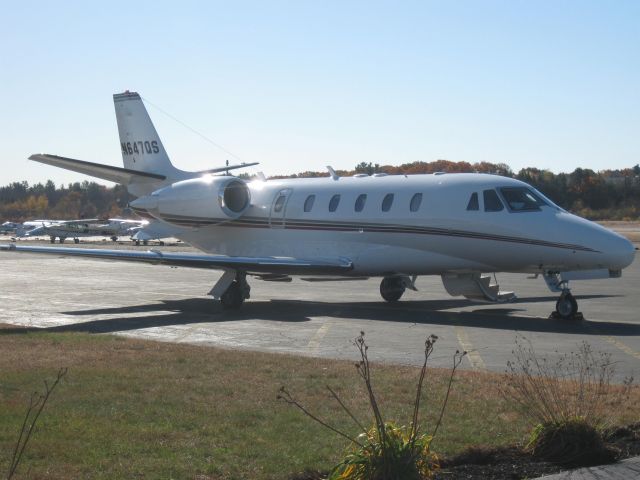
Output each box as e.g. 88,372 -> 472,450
0,91 -> 635,318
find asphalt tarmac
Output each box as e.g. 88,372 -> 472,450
0,236 -> 638,381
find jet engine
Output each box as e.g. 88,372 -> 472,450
131,175 -> 251,224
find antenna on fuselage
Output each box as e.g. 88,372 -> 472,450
326,165 -> 339,181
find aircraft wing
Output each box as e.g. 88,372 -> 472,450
0,244 -> 353,275
29,154 -> 166,185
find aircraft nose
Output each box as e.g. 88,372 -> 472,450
602,232 -> 636,270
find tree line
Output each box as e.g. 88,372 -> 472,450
0,180 -> 131,222
2,161 -> 640,222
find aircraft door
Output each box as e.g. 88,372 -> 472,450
269,188 -> 292,228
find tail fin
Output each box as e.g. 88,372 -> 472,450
113,92 -> 185,181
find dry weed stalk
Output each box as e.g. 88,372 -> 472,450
6,368 -> 67,480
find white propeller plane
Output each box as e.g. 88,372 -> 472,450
21,218 -> 146,244
0,91 -> 635,318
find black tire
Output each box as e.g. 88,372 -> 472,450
380,277 -> 405,303
74,238 -> 80,244
556,292 -> 578,319
221,281 -> 245,309
59,237 -> 65,244
50,237 -> 55,244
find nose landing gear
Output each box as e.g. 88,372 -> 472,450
543,272 -> 583,320
555,290 -> 578,319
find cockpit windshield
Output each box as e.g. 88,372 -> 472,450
499,187 -> 548,212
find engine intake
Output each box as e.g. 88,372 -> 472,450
137,176 -> 251,224
220,179 -> 250,215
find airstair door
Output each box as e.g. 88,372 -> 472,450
269,188 -> 292,228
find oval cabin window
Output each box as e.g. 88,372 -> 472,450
329,194 -> 341,212
410,193 -> 422,212
355,194 -> 367,212
381,193 -> 394,212
304,194 -> 315,212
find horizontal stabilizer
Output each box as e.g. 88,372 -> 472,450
196,162 -> 259,175
0,244 -> 353,276
29,154 -> 166,185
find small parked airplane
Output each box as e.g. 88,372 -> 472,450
21,218 -> 146,243
0,91 -> 635,318
1,221 -> 20,234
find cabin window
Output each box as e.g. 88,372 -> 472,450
499,187 -> 547,212
329,194 -> 341,212
274,194 -> 287,213
355,194 -> 367,212
483,189 -> 504,212
304,195 -> 315,212
410,193 -> 422,212
466,192 -> 479,211
381,193 -> 394,212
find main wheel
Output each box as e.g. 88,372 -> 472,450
380,277 -> 405,303
556,292 -> 578,319
59,237 -> 66,244
221,281 -> 245,309
74,238 -> 80,244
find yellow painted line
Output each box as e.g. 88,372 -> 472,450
602,336 -> 640,361
585,323 -> 640,362
454,326 -> 486,371
307,321 -> 332,353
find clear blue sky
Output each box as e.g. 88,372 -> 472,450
1,0 -> 638,187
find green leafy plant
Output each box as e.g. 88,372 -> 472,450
278,332 -> 466,480
500,338 -> 633,467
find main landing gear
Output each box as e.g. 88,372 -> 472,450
379,275 -> 417,303
380,277 -> 405,302
211,270 -> 251,309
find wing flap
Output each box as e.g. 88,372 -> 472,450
29,154 -> 166,185
0,244 -> 353,275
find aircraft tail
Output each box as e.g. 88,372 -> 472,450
113,92 -> 186,183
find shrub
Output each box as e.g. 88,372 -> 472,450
500,338 -> 633,466
527,418 -> 616,467
278,332 -> 466,480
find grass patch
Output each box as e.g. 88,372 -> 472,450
1,324 -> 639,479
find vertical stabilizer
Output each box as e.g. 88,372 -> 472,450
113,92 -> 185,182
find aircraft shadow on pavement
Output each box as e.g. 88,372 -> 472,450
1,293 -> 638,337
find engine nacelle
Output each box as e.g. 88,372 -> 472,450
133,176 -> 251,224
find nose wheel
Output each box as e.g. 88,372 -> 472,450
555,291 -> 578,319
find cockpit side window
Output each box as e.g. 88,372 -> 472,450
466,192 -> 479,211
483,189 -> 504,212
499,187 -> 547,212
